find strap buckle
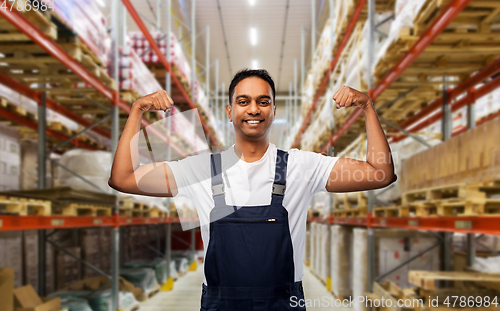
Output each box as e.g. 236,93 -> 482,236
272,184 -> 286,196
212,184 -> 224,196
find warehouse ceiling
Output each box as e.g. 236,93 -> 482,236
98,0 -> 331,96
99,0 -> 330,147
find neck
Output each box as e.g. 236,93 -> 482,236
234,136 -> 270,163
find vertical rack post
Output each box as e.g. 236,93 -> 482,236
441,78 -> 452,275
37,91 -> 46,296
38,91 -> 46,189
221,82 -> 226,144
441,77 -> 453,276
466,89 -> 476,266
165,0 -> 173,284
311,0 -> 316,67
190,0 -> 196,265
110,0 -> 122,308
206,26 -> 210,102
191,0 -> 196,105
366,0 -> 376,292
294,59 -> 298,126
156,0 -> 161,30
215,59 -> 219,137
190,0 -> 197,263
301,26 -> 305,111
165,0 -> 172,95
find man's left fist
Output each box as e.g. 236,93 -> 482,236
333,85 -> 373,111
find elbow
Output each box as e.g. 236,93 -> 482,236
383,173 -> 397,187
108,178 -> 118,191
108,176 -> 124,192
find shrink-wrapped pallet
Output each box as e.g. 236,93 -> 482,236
352,228 -> 368,311
319,224 -> 330,283
330,225 -> 352,298
352,229 -> 441,311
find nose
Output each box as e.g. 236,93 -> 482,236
247,101 -> 260,115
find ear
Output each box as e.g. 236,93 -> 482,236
226,104 -> 232,122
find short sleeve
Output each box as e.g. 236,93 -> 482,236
288,149 -> 339,195
166,152 -> 211,199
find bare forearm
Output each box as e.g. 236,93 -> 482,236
109,105 -> 144,183
364,103 -> 395,181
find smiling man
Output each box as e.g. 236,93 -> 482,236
108,69 -> 397,311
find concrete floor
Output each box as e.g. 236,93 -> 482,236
139,264 -> 354,310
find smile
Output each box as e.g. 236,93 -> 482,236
244,120 -> 263,124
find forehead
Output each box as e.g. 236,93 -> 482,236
233,77 -> 273,98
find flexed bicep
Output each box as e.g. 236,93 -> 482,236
325,158 -> 394,193
132,162 -> 179,196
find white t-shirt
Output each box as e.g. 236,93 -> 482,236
167,143 -> 339,285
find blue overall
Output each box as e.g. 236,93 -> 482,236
200,150 -> 306,311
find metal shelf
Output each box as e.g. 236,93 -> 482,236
320,0 -> 473,153
0,215 -> 190,231
309,215 -> 500,235
291,0 -> 367,148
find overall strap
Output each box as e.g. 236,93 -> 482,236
210,153 -> 226,207
271,150 -> 288,204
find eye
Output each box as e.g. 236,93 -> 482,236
238,100 -> 248,105
260,101 -> 270,105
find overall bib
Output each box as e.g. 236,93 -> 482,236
201,150 -> 306,311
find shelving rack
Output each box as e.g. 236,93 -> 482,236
0,1 -> 216,309
301,0 -> 500,296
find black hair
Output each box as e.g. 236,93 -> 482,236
228,69 -> 276,105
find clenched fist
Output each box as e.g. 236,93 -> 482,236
132,90 -> 174,112
333,86 -> 373,111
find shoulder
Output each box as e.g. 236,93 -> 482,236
286,148 -> 326,162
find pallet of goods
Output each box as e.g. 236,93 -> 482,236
352,228 -> 441,311
378,271 -> 500,311
401,115 -> 500,194
0,195 -> 51,216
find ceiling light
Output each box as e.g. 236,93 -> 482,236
251,59 -> 258,69
249,0 -> 256,5
250,27 -> 257,46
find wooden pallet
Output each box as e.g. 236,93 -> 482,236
0,1 -> 57,41
57,202 -> 112,217
402,183 -> 492,205
409,271 -> 500,290
333,192 -> 368,210
333,207 -> 367,217
373,205 -> 400,217
0,195 -> 51,216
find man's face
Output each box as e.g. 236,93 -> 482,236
226,77 -> 276,141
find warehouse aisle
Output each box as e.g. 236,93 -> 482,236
139,266 -> 204,311
139,264 -> 353,310
302,267 -> 354,311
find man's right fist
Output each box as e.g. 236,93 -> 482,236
132,90 -> 174,112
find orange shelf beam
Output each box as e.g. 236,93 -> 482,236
308,215 -> 500,235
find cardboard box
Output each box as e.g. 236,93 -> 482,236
23,231 -> 38,293
13,285 -> 60,311
0,268 -> 14,311
0,231 -> 23,287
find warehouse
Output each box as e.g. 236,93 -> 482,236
0,0 -> 500,310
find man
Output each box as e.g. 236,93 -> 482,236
109,69 -> 397,310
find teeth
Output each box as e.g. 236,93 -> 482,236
247,120 -> 260,124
